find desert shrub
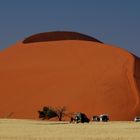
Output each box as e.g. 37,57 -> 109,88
38,106 -> 66,121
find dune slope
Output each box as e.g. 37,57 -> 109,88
0,33 -> 140,120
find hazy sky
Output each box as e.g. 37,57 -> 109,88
0,0 -> 140,56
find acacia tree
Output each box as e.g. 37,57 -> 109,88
38,106 -> 67,121
55,106 -> 66,121
38,106 -> 57,120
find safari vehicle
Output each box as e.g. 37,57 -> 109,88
74,112 -> 90,123
134,116 -> 140,122
92,116 -> 100,122
99,114 -> 109,122
92,114 -> 109,122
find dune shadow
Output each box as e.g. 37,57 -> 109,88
23,31 -> 103,44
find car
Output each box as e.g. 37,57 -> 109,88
99,114 -> 109,122
74,112 -> 90,123
92,116 -> 100,122
134,117 -> 140,122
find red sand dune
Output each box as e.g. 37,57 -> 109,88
0,31 -> 140,121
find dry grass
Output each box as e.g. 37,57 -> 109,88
0,119 -> 140,140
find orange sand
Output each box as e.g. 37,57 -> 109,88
0,33 -> 140,121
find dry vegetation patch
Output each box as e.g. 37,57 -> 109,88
0,119 -> 140,140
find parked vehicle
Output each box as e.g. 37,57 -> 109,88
92,114 -> 109,122
99,114 -> 109,122
74,112 -> 90,123
92,116 -> 100,122
134,116 -> 140,122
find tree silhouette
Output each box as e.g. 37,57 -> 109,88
38,106 -> 57,120
38,106 -> 66,121
55,106 -> 66,121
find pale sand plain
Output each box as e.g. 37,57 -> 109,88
0,119 -> 140,140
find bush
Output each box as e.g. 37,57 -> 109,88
38,106 -> 66,121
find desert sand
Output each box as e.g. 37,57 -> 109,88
0,31 -> 140,120
0,119 -> 140,140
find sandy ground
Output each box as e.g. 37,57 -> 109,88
0,119 -> 140,140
